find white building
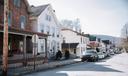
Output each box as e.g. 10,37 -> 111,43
61,28 -> 89,57
30,4 -> 61,58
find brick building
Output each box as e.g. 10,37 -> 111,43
0,0 -> 48,65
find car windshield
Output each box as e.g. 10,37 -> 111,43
86,49 -> 96,53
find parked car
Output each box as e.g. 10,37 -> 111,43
103,51 -> 108,58
109,49 -> 115,55
81,49 -> 98,62
97,51 -> 105,59
114,48 -> 122,54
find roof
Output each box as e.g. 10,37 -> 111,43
30,4 -> 49,16
102,40 -> 111,44
61,28 -> 85,36
61,28 -> 79,34
0,24 -> 49,37
24,0 -> 31,12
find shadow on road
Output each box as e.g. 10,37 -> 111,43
25,61 -> 123,76
61,62 -> 123,73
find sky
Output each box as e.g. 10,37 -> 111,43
28,0 -> 128,37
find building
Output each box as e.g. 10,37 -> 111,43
0,0 -> 48,65
87,35 -> 100,48
61,28 -> 88,57
30,4 -> 61,59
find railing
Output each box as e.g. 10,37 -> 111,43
0,23 -> 3,26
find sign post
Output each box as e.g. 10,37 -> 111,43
32,34 -> 38,70
2,0 -> 9,76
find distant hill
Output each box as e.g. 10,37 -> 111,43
93,34 -> 121,44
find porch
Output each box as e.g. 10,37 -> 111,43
0,25 -> 48,67
62,43 -> 79,58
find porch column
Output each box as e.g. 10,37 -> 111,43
23,35 -> 27,66
44,38 -> 48,63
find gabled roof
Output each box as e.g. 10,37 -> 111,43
24,0 -> 31,12
61,28 -> 85,36
30,4 -> 49,16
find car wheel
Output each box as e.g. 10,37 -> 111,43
95,57 -> 98,61
81,59 -> 85,62
93,57 -> 96,62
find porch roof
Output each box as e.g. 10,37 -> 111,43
62,43 -> 79,49
0,24 -> 49,38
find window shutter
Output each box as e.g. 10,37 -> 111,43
8,11 -> 12,26
20,16 -> 26,29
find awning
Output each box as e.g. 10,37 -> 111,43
62,43 -> 79,49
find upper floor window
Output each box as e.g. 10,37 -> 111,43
45,14 -> 51,21
63,37 -> 66,43
20,16 -> 26,29
57,35 -> 59,37
46,26 -> 50,34
41,24 -> 44,32
8,11 -> 12,26
56,29 -> 59,37
81,37 -> 82,43
13,0 -> 20,7
52,27 -> 55,37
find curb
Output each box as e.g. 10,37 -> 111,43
9,59 -> 81,76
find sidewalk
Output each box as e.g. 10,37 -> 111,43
108,53 -> 128,66
0,58 -> 81,76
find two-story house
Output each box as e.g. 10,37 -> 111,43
30,4 -> 61,59
61,28 -> 88,57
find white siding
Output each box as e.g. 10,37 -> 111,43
61,30 -> 88,57
35,5 -> 61,58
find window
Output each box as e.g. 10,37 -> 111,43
41,24 -> 44,32
49,16 -> 51,21
41,30 -> 44,32
52,27 -> 55,37
81,37 -> 82,43
63,37 -> 66,43
20,16 -> 26,29
56,29 -> 59,37
45,14 -> 51,21
13,0 -> 20,7
57,43 -> 59,49
8,11 -> 12,26
57,35 -> 59,37
46,26 -> 50,34
46,15 -> 48,21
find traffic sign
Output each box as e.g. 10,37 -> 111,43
32,34 -> 38,43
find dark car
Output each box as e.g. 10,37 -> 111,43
81,49 -> 98,62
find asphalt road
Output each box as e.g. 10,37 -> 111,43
25,53 -> 128,76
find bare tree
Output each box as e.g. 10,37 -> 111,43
121,23 -> 128,52
60,19 -> 81,33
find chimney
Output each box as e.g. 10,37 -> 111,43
31,5 -> 35,8
53,10 -> 55,12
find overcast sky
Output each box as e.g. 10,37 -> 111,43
28,0 -> 128,37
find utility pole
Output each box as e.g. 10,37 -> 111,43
2,0 -> 9,76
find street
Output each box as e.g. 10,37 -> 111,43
25,53 -> 128,76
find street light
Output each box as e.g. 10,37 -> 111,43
2,0 -> 9,76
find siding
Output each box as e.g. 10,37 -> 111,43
0,0 -> 31,31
